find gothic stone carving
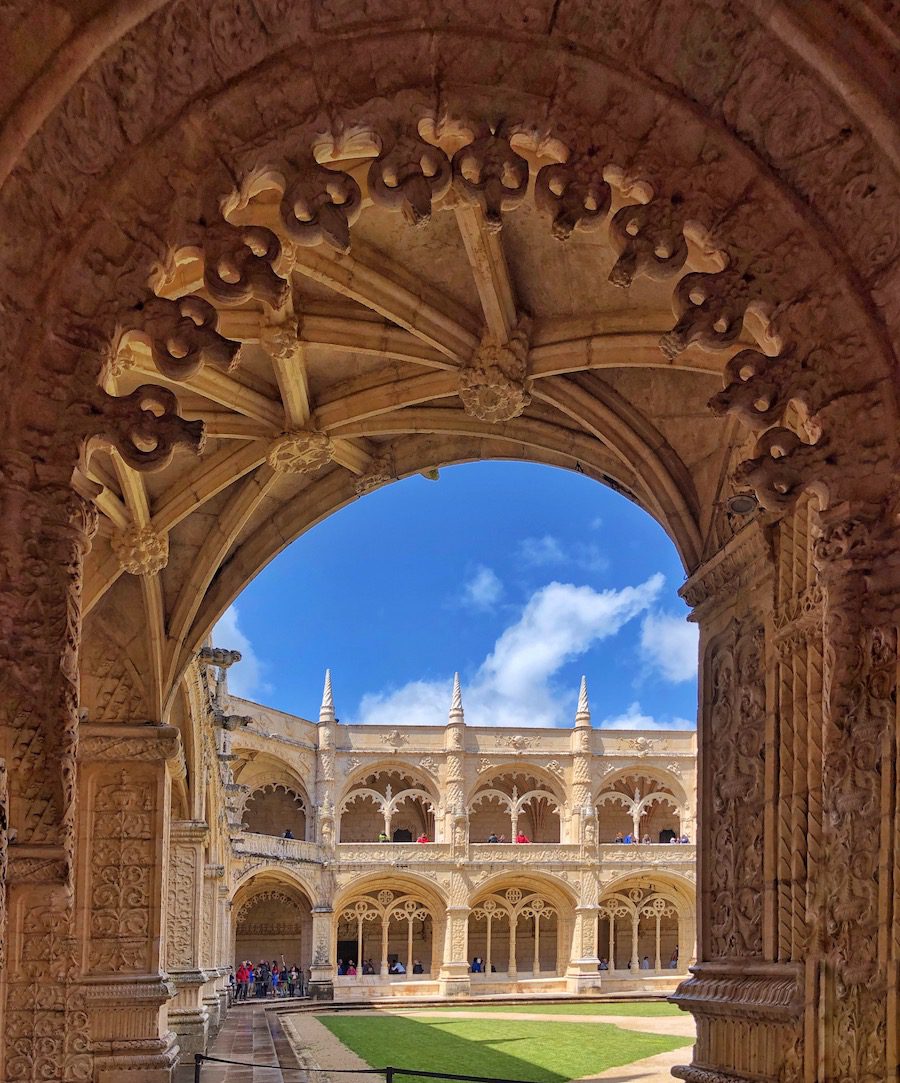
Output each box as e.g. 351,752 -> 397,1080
267,430 -> 334,475
110,524 -> 169,576
458,317 -> 532,423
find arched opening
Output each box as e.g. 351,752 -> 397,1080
468,882 -> 569,985
338,768 -> 437,843
469,771 -> 562,844
597,874 -> 694,983
243,783 -> 307,840
596,771 -> 685,845
232,876 -> 314,996
333,886 -> 438,995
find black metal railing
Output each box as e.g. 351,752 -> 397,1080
194,1053 -> 544,1083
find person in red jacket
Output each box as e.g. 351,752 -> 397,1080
515,831 -> 530,843
416,832 -> 430,843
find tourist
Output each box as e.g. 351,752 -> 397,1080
236,961 -> 249,1000
471,957 -> 482,973
641,956 -> 651,970
623,832 -> 633,843
515,830 -> 530,843
347,960 -> 357,976
337,958 -> 345,976
641,833 -> 651,844
487,832 -> 498,843
412,959 -> 424,974
362,959 -> 375,975
416,832 -> 430,843
497,834 -> 507,843
680,833 -> 690,843
598,957 -> 609,971
246,962 -> 255,1000
378,831 -> 389,842
670,835 -> 679,843
390,959 -> 406,974
257,960 -> 269,997
614,832 -> 624,843
283,828 -> 294,839
287,965 -> 300,996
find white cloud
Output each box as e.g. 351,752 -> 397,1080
599,700 -> 694,731
212,604 -> 271,701
519,535 -> 566,566
640,611 -> 698,683
356,574 -> 665,727
463,565 -> 503,609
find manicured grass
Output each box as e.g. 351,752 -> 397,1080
316,1014 -> 688,1083
407,1000 -> 681,1018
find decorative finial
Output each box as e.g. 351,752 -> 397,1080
449,672 -> 465,722
319,669 -> 335,723
575,675 -> 591,726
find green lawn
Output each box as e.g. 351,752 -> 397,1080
316,1014 -> 688,1083
406,1000 -> 681,1018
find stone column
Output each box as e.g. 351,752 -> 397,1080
566,869 -> 601,994
672,524 -> 805,1081
811,511 -> 898,1083
165,820 -> 209,1060
439,906 -> 472,997
307,906 -> 335,999
0,477 -> 97,1083
75,723 -> 181,1082
201,865 -> 225,1034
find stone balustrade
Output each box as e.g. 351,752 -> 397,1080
235,832 -> 322,864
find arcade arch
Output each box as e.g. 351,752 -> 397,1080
334,886 -> 440,980
468,887 -> 563,978
231,875 -> 313,980
598,872 -> 695,977
242,783 -> 307,840
338,767 -> 437,843
595,771 -> 685,843
469,770 -> 563,843
1,6 -> 898,1083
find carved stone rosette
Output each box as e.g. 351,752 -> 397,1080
267,430 -> 334,475
458,318 -> 532,423
111,524 -> 169,576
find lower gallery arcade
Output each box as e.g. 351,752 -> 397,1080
2,4 -> 899,1082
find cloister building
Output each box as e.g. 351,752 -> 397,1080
212,667 -> 696,1019
2,3 -> 899,1080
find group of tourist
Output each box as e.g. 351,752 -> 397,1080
369,831 -> 535,843
234,960 -> 303,999
597,948 -> 678,971
486,832 -> 531,843
377,831 -> 432,842
613,832 -> 690,844
336,958 -> 425,975
470,957 -> 497,972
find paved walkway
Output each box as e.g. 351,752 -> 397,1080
175,1004 -> 304,1083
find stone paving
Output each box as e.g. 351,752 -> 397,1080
175,1004 -> 304,1083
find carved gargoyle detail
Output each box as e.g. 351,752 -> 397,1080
280,159 -> 362,253
86,384 -> 206,471
451,127 -> 528,232
111,295 -> 241,381
368,130 -> 451,226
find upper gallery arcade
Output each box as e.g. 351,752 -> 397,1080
1,3 -> 898,1083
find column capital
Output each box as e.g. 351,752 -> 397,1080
680,523 -> 771,622
77,722 -> 182,764
170,819 -> 209,844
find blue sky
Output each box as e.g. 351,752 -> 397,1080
214,462 -> 697,729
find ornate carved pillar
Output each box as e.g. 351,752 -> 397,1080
75,723 -> 181,1082
201,865 -> 224,1034
672,524 -> 805,1082
308,906 -> 335,999
811,509 -> 899,1083
165,820 -> 209,1060
439,871 -> 471,997
566,868 -> 602,994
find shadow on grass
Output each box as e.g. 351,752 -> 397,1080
316,1012 -> 688,1083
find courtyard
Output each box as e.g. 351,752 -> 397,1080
188,1001 -> 695,1082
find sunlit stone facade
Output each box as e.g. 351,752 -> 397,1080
216,667 -> 697,1005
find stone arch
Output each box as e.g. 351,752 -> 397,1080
231,871 -> 314,979
468,875 -> 575,979
333,875 -> 447,980
338,765 -> 438,843
3,7 -> 900,1081
598,871 -> 694,977
242,783 -> 307,840
596,768 -> 687,843
469,768 -> 564,843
